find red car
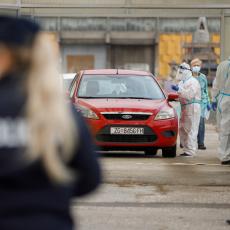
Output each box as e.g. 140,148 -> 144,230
69,69 -> 178,157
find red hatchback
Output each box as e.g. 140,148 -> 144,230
69,69 -> 178,157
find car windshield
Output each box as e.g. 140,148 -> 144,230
63,78 -> 73,90
61,74 -> 76,91
78,75 -> 165,99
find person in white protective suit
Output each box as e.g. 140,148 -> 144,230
190,58 -> 211,150
212,57 -> 230,165
171,62 -> 201,157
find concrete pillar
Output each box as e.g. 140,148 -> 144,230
221,9 -> 230,61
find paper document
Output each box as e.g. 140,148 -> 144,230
205,109 -> 210,120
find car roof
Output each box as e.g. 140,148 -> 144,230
82,69 -> 153,76
62,73 -> 76,79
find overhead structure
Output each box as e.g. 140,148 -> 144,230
182,17 -> 220,85
0,0 -> 229,73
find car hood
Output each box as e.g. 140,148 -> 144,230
76,98 -> 167,114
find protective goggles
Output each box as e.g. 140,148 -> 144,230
178,65 -> 191,71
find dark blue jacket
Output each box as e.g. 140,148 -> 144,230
0,74 -> 101,230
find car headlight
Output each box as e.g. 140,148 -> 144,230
154,108 -> 175,120
76,105 -> 99,120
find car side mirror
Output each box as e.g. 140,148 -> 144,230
167,92 -> 179,101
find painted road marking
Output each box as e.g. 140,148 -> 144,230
136,162 -> 225,166
75,201 -> 230,209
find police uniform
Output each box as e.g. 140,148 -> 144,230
0,16 -> 101,230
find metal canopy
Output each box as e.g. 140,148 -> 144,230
0,1 -> 229,18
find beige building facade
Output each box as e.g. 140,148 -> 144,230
0,1 -> 229,78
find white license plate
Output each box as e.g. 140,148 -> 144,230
110,127 -> 144,135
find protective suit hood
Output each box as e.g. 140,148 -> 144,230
176,62 -> 192,81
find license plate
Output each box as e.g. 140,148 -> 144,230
110,127 -> 144,135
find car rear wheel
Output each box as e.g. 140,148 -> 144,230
144,148 -> 157,156
162,145 -> 177,158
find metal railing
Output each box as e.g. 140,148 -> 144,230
0,1 -> 230,9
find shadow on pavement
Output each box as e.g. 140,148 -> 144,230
98,151 -> 162,158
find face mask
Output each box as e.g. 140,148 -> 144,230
192,66 -> 201,73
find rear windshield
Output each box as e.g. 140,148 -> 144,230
78,75 -> 165,99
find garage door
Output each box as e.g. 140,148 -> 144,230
110,45 -> 155,72
67,55 -> 94,73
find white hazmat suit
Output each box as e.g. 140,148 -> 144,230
176,63 -> 201,156
212,57 -> 230,163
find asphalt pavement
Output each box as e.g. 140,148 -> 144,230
72,124 -> 230,230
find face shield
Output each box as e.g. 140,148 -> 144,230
175,63 -> 192,81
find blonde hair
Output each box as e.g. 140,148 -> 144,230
26,33 -> 77,184
191,58 -> 202,66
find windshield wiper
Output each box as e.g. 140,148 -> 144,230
79,96 -> 119,99
122,97 -> 153,100
78,96 -> 97,98
79,96 -> 153,100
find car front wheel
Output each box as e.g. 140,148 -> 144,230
162,145 -> 177,158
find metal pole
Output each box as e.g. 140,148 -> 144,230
220,10 -> 225,61
16,0 -> 21,17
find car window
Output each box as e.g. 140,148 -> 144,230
62,73 -> 76,91
69,74 -> 78,98
77,75 -> 165,99
63,78 -> 74,91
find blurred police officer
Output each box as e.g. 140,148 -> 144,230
0,16 -> 101,230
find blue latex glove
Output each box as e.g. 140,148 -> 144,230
207,104 -> 211,111
171,84 -> 179,91
211,102 -> 217,111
